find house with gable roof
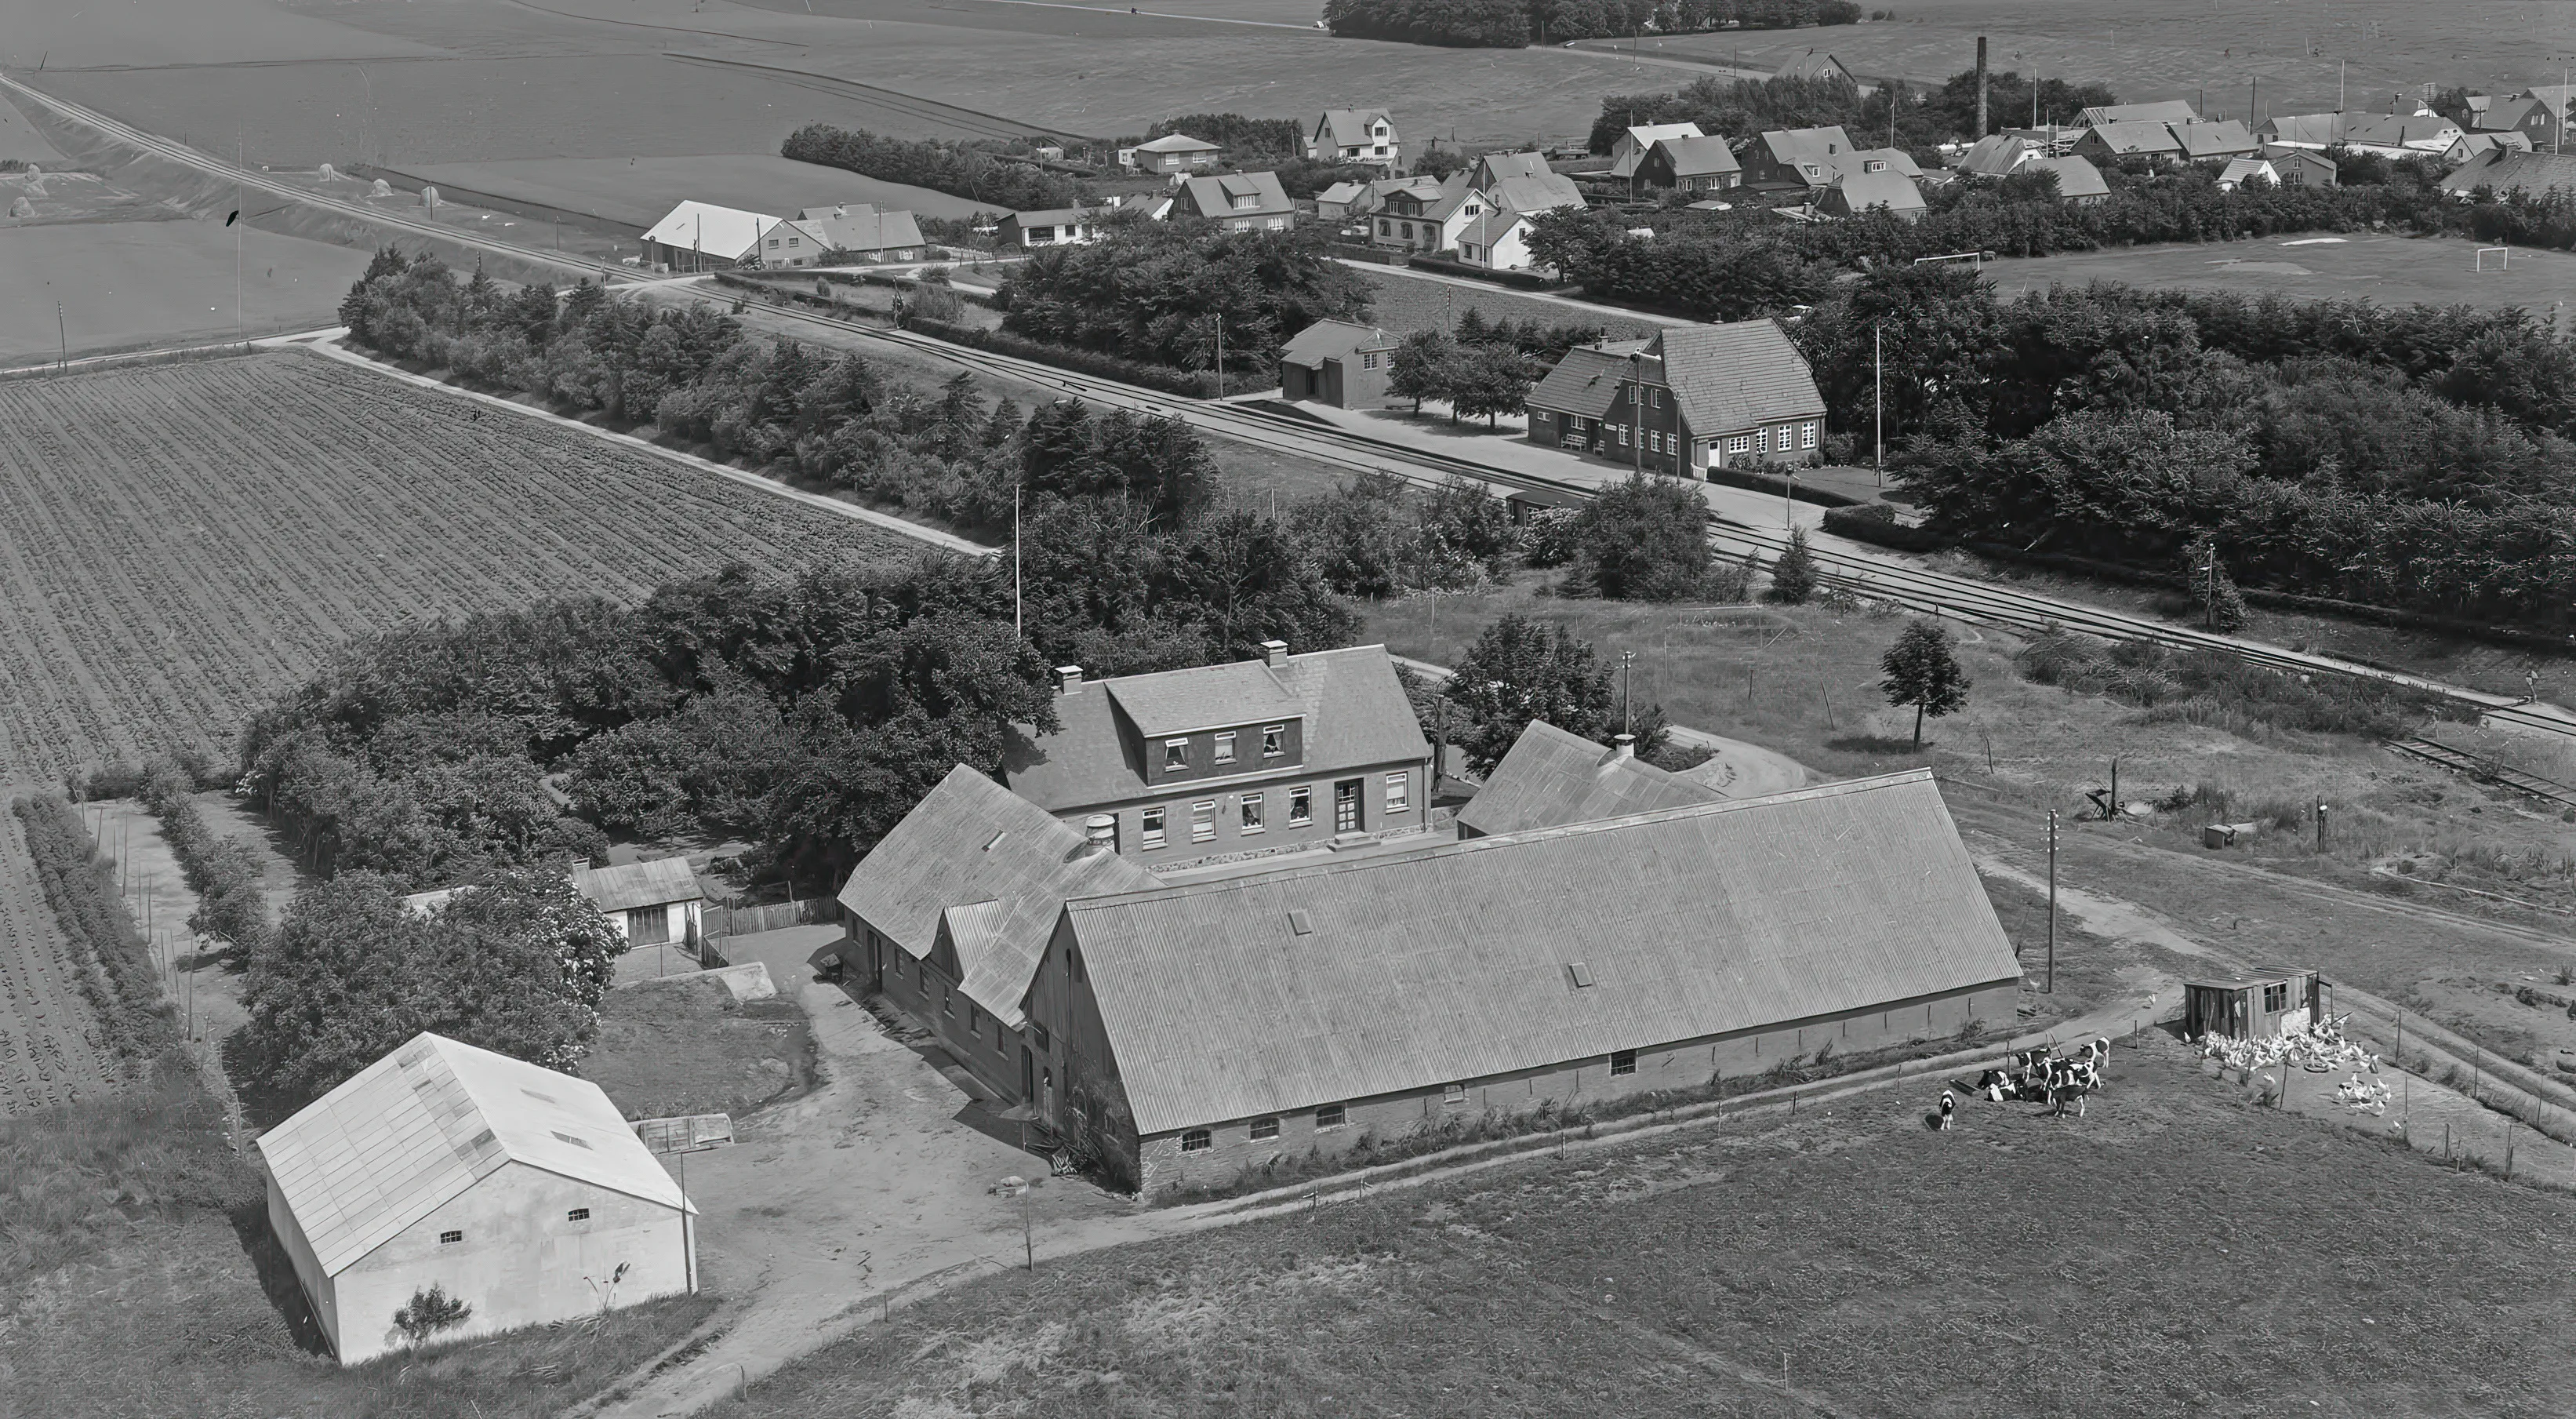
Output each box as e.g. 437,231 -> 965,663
1637,134 -> 1742,195
1306,108 -> 1401,169
1131,132 -> 1224,173
1167,170 -> 1296,232
1525,322 -> 1826,473
1741,125 -> 1862,195
256,1033 -> 695,1363
1608,122 -> 1706,181
1368,172 -> 1484,253
2073,120 -> 2188,162
1280,319 -> 1402,406
1455,721 -> 1722,839
2169,119 -> 2258,163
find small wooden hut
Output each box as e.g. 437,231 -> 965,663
2183,966 -> 2321,1040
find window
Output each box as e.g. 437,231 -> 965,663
942,984 -> 953,1017
1190,801 -> 1216,842
1028,225 -> 1054,243
1033,1022 -> 1051,1052
1141,806 -> 1167,850
1728,435 -> 1750,453
1384,772 -> 1409,814
1378,219 -> 1391,235
968,1001 -> 981,1033
1754,428 -> 1771,454
1164,738 -> 1190,772
629,904 -> 672,946
1863,158 -> 1885,173
1442,1082 -> 1468,1108
787,235 -> 801,246
567,1207 -> 591,1222
1628,384 -> 1637,406
1801,421 -> 1818,449
1181,1129 -> 1213,1153
1262,726 -> 1285,758
1611,1050 -> 1638,1076
1241,792 -> 1266,834
1233,193 -> 1257,209
767,237 -> 780,248
1288,787 -> 1313,825
1361,351 -> 1380,371
439,1230 -> 464,1245
2263,982 -> 2288,1013
1315,1103 -> 1347,1130
1250,1117 -> 1281,1142
1651,387 -> 1662,409
1214,731 -> 1237,764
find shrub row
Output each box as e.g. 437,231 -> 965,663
10,796 -> 182,1069
140,761 -> 271,951
783,123 -> 1084,211
898,313 -> 1226,398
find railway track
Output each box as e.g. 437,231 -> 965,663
2385,738 -> 2576,806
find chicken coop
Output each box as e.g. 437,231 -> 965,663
2183,967 -> 2322,1040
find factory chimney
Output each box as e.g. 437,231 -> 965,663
1975,36 -> 1989,136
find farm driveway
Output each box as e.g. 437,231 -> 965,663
599,924 -> 1179,1419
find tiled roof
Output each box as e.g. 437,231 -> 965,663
572,856 -> 702,913
1002,646 -> 1429,812
1827,169 -> 1927,214
1318,109 -> 1395,150
1065,770 -> 2024,1134
1652,320 -> 1826,435
1455,721 -> 1720,837
836,766 -> 1160,1026
2170,120 -> 2256,158
1138,133 -> 1221,154
1473,151 -> 1553,184
2440,148 -> 2576,199
1611,122 -> 1704,177
2076,100 -> 2200,126
1525,344 -> 1640,420
1281,318 -> 1400,369
2478,96 -> 2543,132
1653,135 -> 1742,177
1455,209 -> 1526,253
640,201 -> 776,260
1008,207 -> 1091,227
1772,49 -> 1852,84
1955,134 -> 2032,176
795,204 -> 925,253
254,1033 -> 689,1277
1484,173 -> 1586,213
1757,126 -> 1858,179
2082,121 -> 2185,154
2026,155 -> 2109,199
1175,170 -> 1294,220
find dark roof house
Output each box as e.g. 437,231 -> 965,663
1168,171 -> 1296,231
2439,148 -> 2576,201
1772,49 -> 1855,86
2076,100 -> 2200,126
1652,321 -> 1828,437
2169,119 -> 2258,162
2074,121 -> 2187,158
1525,341 -> 1655,422
794,203 -> 925,257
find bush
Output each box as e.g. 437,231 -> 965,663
2015,627 -> 2467,740
1764,526 -> 1818,605
995,218 -> 1370,376
391,1284 -> 474,1344
140,759 -> 270,951
783,124 -> 1084,211
1571,474 -> 1710,601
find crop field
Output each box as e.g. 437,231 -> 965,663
0,806 -> 120,1115
0,350 -> 918,783
388,154 -> 989,231
1986,234 -> 2576,321
0,220 -> 376,365
718,1035 -> 2576,1418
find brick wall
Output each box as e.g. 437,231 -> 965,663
1132,981 -> 2016,1195
870,925 -> 1030,1104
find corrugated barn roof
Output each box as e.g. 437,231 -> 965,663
1455,720 -> 1723,837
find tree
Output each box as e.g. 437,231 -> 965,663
1441,613 -> 1668,774
1389,329 -> 1459,415
2179,533 -> 2247,633
1880,619 -> 1971,746
1765,526 -> 1818,605
1574,474 -> 1710,601
1447,341 -> 1533,428
391,1284 -> 474,1345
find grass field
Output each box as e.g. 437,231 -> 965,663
1350,266 -> 1667,339
583,974 -> 816,1121
1987,233 -> 2576,319
389,153 -> 990,230
0,350 -> 917,783
711,1033 -> 2576,1418
0,220 -> 376,363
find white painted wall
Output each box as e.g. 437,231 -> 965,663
325,1162 -> 691,1363
263,1165 -> 340,1355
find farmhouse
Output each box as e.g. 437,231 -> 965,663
1455,721 -> 1719,839
1130,133 -> 1223,174
1307,108 -> 1401,170
1637,135 -> 1742,195
1279,318 -> 1401,406
640,201 -> 812,271
997,207 -> 1098,249
1608,122 -> 1705,182
835,766 -> 1161,1108
1166,170 -> 1296,231
794,204 -> 925,262
256,1032 -> 695,1363
1000,642 -> 1433,868
1525,322 -> 1826,475
572,857 -> 703,952
1029,770 -> 2024,1195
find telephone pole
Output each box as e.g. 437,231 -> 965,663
1872,322 -> 1884,487
2045,809 -> 2058,994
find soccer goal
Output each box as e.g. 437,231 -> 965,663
1913,250 -> 1986,271
2476,246 -> 2510,272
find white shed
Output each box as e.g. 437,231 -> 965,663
573,856 -> 705,950
256,1032 -> 695,1363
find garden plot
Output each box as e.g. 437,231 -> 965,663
0,805 -> 122,1115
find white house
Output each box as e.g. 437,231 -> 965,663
639,201 -> 824,271
572,857 -> 704,951
997,207 -> 1099,249
256,1033 -> 695,1363
1307,109 -> 1401,169
1608,122 -> 1705,180
2214,157 -> 2278,191
1454,210 -> 1544,275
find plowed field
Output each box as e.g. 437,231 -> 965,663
0,349 -> 917,780
0,805 -> 119,1115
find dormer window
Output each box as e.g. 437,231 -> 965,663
1233,194 -> 1258,209
1164,738 -> 1190,771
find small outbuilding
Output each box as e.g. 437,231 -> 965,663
256,1032 -> 695,1363
2183,967 -> 2322,1040
1279,319 -> 1401,406
573,857 -> 704,953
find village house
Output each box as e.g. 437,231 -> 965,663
1279,319 -> 1402,406
996,207 -> 1099,249
1454,209 -> 1546,274
794,204 -> 925,262
571,857 -> 703,954
2214,157 -> 2278,191
1129,132 -> 1223,174
1026,770 -> 2025,1195
1166,170 -> 1296,232
1370,173 -> 1484,253
1525,322 -> 1826,475
2445,130 -> 2534,166
1455,721 -> 1720,839
2440,148 -> 2576,202
1306,108 -> 1401,170
1818,168 -> 1926,219
2474,85 -> 2571,147
2169,119 -> 2258,163
1740,126 -> 1861,195
1637,134 -> 1742,195
835,766 -> 1161,1110
639,201 -> 816,271
256,1032 -> 695,1363
2024,154 -> 2112,203
1483,170 -> 1588,216
1955,138 -> 2109,202
1313,180 -> 1376,222
1953,133 -> 2036,177
2072,120 -> 2187,163
1608,122 -> 1706,184
2258,111 -> 2460,158
1467,151 -> 1553,189
1000,642 -> 1433,869
2258,144 -> 2339,187
2075,100 -> 2200,127
1772,49 -> 1856,87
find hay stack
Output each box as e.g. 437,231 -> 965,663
317,162 -> 339,182
369,177 -> 392,197
420,184 -> 439,209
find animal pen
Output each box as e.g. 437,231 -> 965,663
2183,966 -> 2323,1040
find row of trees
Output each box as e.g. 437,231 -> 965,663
783,124 -> 1084,211
1322,0 -> 1858,48
996,216 -> 1373,376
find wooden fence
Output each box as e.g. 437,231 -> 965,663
703,897 -> 839,939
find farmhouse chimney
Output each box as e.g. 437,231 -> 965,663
1975,36 -> 1989,136
1077,814 -> 1117,858
1055,664 -> 1085,695
1608,733 -> 1637,763
1261,639 -> 1290,669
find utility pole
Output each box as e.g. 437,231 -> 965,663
57,302 -> 68,372
1628,351 -> 1642,479
1012,481 -> 1023,639
2045,809 -> 2057,994
1619,649 -> 1636,737
1872,322 -> 1884,487
1213,315 -> 1224,398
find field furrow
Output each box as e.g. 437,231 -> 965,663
0,806 -> 119,1115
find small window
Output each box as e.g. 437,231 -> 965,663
1442,1082 -> 1468,1108
1241,792 -> 1266,834
1141,807 -> 1167,850
567,1207 -> 591,1222
1288,787 -> 1313,825
1191,801 -> 1217,842
942,984 -> 954,1017
767,237 -> 780,247
439,1230 -> 464,1245
1802,421 -> 1818,449
787,235 -> 801,246
1164,738 -> 1190,772
1378,219 -> 1391,235
968,1001 -> 981,1032
1361,351 -> 1380,370
1384,772 -> 1410,814
1315,1103 -> 1347,1130
1610,1050 -> 1638,1076
2263,982 -> 2289,1013
1262,726 -> 1285,758
1249,1117 -> 1281,1142
1651,388 -> 1662,409
1033,1022 -> 1052,1052
1181,1129 -> 1213,1153
1214,731 -> 1237,764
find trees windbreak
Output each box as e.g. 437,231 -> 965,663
997,218 -> 1372,377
